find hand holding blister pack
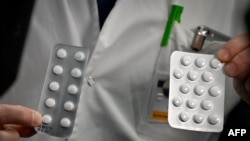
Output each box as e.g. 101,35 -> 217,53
168,51 -> 225,132
36,44 -> 89,138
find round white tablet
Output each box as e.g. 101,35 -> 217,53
201,100 -> 213,110
53,65 -> 63,75
181,56 -> 192,66
45,98 -> 56,108
74,51 -> 85,61
210,58 -> 222,69
49,81 -> 59,91
173,68 -> 184,79
64,101 -> 75,111
209,86 -> 221,97
172,97 -> 183,107
67,84 -> 78,94
179,84 -> 190,94
194,85 -> 205,96
193,114 -> 204,124
195,57 -> 206,68
60,118 -> 71,128
186,99 -> 197,109
202,71 -> 214,82
42,114 -> 52,124
179,112 -> 189,122
71,68 -> 82,78
187,70 -> 198,81
56,49 -> 67,59
208,114 -> 220,125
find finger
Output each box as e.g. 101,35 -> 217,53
233,76 -> 250,105
0,128 -> 19,141
0,104 -> 42,127
224,46 -> 250,77
217,34 -> 250,62
3,124 -> 37,138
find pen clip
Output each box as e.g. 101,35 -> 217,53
161,5 -> 184,47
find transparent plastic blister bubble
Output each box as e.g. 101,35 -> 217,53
168,51 -> 225,132
35,44 -> 89,138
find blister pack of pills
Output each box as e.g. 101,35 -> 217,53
168,51 -> 225,132
36,44 -> 89,138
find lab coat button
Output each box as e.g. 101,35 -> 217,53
87,76 -> 95,87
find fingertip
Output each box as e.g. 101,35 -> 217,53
217,48 -> 230,62
224,62 -> 238,77
32,111 -> 42,126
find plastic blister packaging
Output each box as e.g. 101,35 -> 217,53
35,44 -> 89,138
168,51 -> 225,132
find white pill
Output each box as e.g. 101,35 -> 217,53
67,84 -> 78,94
210,58 -> 222,69
193,114 -> 204,124
172,97 -> 183,107
187,70 -> 198,81
194,85 -> 205,96
209,86 -> 221,97
74,51 -> 86,62
186,99 -> 197,109
60,118 -> 71,128
42,114 -> 52,124
173,68 -> 184,79
56,48 -> 67,59
195,57 -> 206,68
179,84 -> 190,94
201,100 -> 213,110
208,114 -> 220,125
49,81 -> 59,91
53,65 -> 63,75
202,71 -> 214,82
179,112 -> 189,122
45,98 -> 56,108
181,56 -> 192,66
71,68 -> 82,78
64,101 -> 75,111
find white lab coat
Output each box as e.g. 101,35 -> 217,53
1,0 -> 249,141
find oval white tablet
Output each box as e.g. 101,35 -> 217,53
71,68 -> 82,78
64,101 -> 75,111
56,48 -> 67,59
49,81 -> 59,91
45,98 -> 56,108
74,51 -> 85,62
60,118 -> 71,128
53,65 -> 63,75
67,84 -> 78,94
42,114 -> 52,124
